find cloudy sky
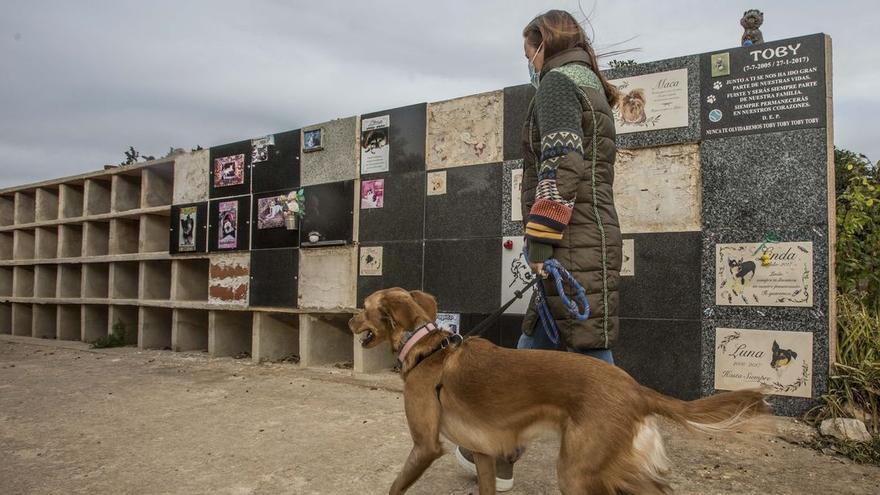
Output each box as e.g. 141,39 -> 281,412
1,0 -> 876,187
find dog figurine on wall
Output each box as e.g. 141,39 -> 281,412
741,9 -> 765,46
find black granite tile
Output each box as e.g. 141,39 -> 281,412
700,318 -> 827,417
615,317 -> 703,400
502,160 -> 525,237
603,55 -> 701,148
358,171 -> 425,243
498,313 -> 525,349
619,232 -> 701,320
209,140 -> 251,199
356,240 -> 423,306
700,128 -> 829,231
361,103 -> 426,175
502,84 -> 535,161
458,313 -> 500,345
249,248 -> 298,308
423,238 -> 502,314
425,163 -> 503,240
252,129 -> 300,194
169,202 -> 207,254
299,180 -> 354,247
251,190 -> 300,249
208,196 -> 251,252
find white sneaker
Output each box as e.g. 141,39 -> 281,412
454,446 -> 515,492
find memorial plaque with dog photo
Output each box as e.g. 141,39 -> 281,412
213,154 -> 245,188
360,115 -> 390,174
302,128 -> 323,152
359,246 -> 383,276
436,312 -> 461,335
217,200 -> 239,249
251,135 -> 274,164
360,179 -> 384,209
178,206 -> 198,252
609,68 -> 688,134
715,241 -> 813,307
714,327 -> 813,398
426,171 -> 447,196
256,196 -> 285,230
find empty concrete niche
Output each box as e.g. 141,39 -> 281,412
14,191 -> 35,225
34,264 -> 57,298
11,303 -> 32,336
32,304 -> 57,338
172,258 -> 209,301
82,221 -> 110,257
253,312 -> 299,363
298,314 -> 354,368
35,187 -> 59,222
56,305 -> 81,340
140,260 -> 171,300
13,229 -> 35,260
172,309 -> 208,352
139,306 -> 172,350
208,310 -> 252,358
58,183 -> 84,219
84,178 -> 111,215
12,266 -> 34,298
82,263 -> 109,298
111,173 -> 142,212
109,218 -> 139,255
108,305 -> 138,345
58,224 -> 83,258
141,162 -> 174,208
57,264 -> 82,298
81,304 -> 108,342
110,261 -> 139,300
0,303 -> 11,334
139,214 -> 169,253
0,195 -> 14,226
0,231 -> 12,259
35,226 -> 58,259
0,266 -> 12,296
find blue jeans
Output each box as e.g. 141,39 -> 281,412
517,322 -> 614,365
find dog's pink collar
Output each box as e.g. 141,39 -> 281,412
398,322 -> 442,362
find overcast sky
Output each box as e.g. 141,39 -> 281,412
1,0 -> 876,187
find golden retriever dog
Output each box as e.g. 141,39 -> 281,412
349,288 -> 770,494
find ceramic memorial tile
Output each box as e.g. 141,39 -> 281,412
300,117 -> 358,186
502,84 -> 535,161
426,90 -> 503,169
621,239 -> 634,276
715,242 -> 813,307
356,241 -> 423,305
208,253 -> 249,306
426,171 -> 446,196
614,144 -> 701,233
360,115 -> 390,175
249,248 -> 298,308
361,103 -> 426,175
500,236 -> 535,315
502,160 -> 524,237
251,190 -> 300,250
298,246 -> 357,309
208,139 -> 251,199
423,238 -> 502,314
359,246 -> 382,276
701,34 -> 827,139
208,196 -> 250,252
425,163 -> 502,240
714,327 -> 813,398
173,150 -> 209,204
436,312 -> 461,334
299,180 -> 354,247
358,171 -> 424,243
169,202 -> 207,254
251,129 -> 301,194
616,318 -> 703,400
610,68 -> 688,134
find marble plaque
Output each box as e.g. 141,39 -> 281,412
359,246 -> 383,276
426,91 -> 503,169
714,327 -> 813,398
510,168 -> 523,222
610,68 -> 688,134
621,239 -> 634,276
716,242 -> 813,307
360,115 -> 390,174
500,236 -> 535,314
427,171 -> 447,196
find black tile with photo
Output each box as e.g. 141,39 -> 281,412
358,171 -> 425,243
425,163 -> 503,240
208,195 -> 251,252
251,129 -> 301,194
249,247 -> 298,308
208,140 -> 251,199
299,180 -> 354,247
251,190 -> 300,249
360,103 -> 427,175
423,237 -> 502,314
169,202 -> 208,254
356,240 -> 423,306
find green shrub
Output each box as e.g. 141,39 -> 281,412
91,320 -> 127,348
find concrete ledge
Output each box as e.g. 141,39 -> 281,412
57,305 -> 81,341
208,310 -> 252,357
139,306 -> 172,349
298,314 -> 352,368
252,312 -> 298,363
172,308 -> 208,352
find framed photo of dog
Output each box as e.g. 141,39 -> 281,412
610,68 -> 689,134
715,241 -> 813,307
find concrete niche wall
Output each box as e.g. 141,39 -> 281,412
426,90 -> 503,170
208,253 -> 249,306
298,246 -> 356,310
173,149 -> 209,204
300,117 -> 358,187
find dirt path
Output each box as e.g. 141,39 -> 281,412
1,335 -> 877,494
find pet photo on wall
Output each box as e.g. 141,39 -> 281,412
360,115 -> 390,174
360,179 -> 384,209
251,135 -> 275,164
302,128 -> 323,152
609,68 -> 689,134
217,200 -> 238,249
257,196 -> 285,229
213,154 -> 245,187
178,206 -> 197,252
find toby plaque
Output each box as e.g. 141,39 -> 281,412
715,327 -> 813,398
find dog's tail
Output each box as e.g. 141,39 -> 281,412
641,387 -> 773,435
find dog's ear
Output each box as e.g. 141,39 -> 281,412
409,290 -> 437,321
379,290 -> 419,333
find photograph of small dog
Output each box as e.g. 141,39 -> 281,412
350,288 -> 772,494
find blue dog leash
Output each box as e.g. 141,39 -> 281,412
532,256 -> 591,345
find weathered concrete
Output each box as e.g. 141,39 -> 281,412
141,162 -> 173,208
138,306 -> 172,349
14,191 -> 35,224
0,266 -> 12,297
12,228 -> 34,260
172,149 -> 209,204
81,263 -> 109,298
35,187 -> 59,222
139,260 -> 171,300
58,183 -> 84,219
34,226 -> 58,259
172,258 -> 209,301
109,261 -> 139,300
353,339 -> 397,373
33,264 -> 57,298
252,312 -> 298,363
0,231 -> 12,259
56,304 -> 81,340
208,253 -> 249,306
110,174 -> 141,212
108,305 -> 138,345
82,221 -> 109,256
139,214 -> 169,253
300,117 -> 359,186
298,246 -> 357,309
32,304 -> 56,338
58,223 -> 83,258
0,194 -> 14,225
12,266 -> 34,298
208,310 -> 252,357
172,308 -> 208,352
426,90 -> 503,169
0,303 -> 10,333
81,304 -> 108,342
57,264 -> 82,298
83,178 -> 111,216
11,303 -> 31,336
298,314 -> 352,367
109,218 -> 139,255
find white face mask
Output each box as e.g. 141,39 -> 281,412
528,41 -> 544,89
